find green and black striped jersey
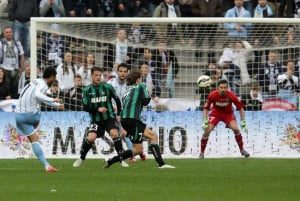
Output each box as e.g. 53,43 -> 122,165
121,82 -> 151,121
82,83 -> 121,122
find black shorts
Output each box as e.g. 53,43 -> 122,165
121,118 -> 146,144
88,118 -> 119,138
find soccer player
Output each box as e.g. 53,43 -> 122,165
199,79 -> 250,159
107,63 -> 146,161
15,67 -> 64,172
73,66 -> 127,167
103,71 -> 175,169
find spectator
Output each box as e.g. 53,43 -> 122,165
279,0 -> 300,17
39,0 -> 66,17
224,0 -> 252,41
91,0 -> 114,17
153,0 -> 181,43
115,0 -> 132,17
0,26 -> 24,99
42,24 -> 65,68
65,74 -> 83,111
282,26 -> 300,62
152,41 -> 179,98
241,84 -> 263,110
143,48 -> 162,82
107,63 -> 129,99
139,62 -> 161,98
41,79 -> 65,111
197,68 -> 222,109
132,0 -> 152,17
127,23 -> 146,45
178,0 -> 193,17
254,0 -> 274,17
78,52 -> 95,86
191,0 -> 223,62
277,60 -> 299,92
0,68 -> 11,100
18,59 -> 31,95
191,0 -> 223,17
64,0 -> 90,17
9,0 -> 38,58
243,0 -> 258,16
56,52 -> 78,92
258,50 -> 283,95
103,29 -> 135,73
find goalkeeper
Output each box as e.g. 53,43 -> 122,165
199,79 -> 250,159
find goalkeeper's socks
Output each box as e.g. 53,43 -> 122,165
149,144 -> 165,167
113,137 -> 124,161
235,134 -> 244,151
201,138 -> 208,154
31,141 -> 49,168
80,138 -> 92,160
108,150 -> 133,166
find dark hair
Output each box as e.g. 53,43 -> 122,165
126,71 -> 141,85
91,66 -> 102,75
117,63 -> 129,71
217,79 -> 228,86
74,74 -> 82,79
43,67 -> 57,79
138,62 -> 148,69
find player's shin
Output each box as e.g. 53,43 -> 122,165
108,150 -> 133,166
113,137 -> 124,161
201,137 -> 209,154
80,137 -> 93,160
234,133 -> 244,151
149,144 -> 165,167
31,141 -> 50,168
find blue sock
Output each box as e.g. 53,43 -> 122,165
32,142 -> 49,168
124,137 -> 133,150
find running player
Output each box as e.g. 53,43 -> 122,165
15,67 -> 64,172
103,71 -> 175,169
73,66 -> 127,167
200,79 -> 250,158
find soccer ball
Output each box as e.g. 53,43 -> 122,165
197,75 -> 212,88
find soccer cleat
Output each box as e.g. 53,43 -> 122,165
120,160 -> 129,167
198,153 -> 204,159
241,150 -> 250,158
158,164 -> 175,169
139,153 -> 146,161
73,158 -> 83,167
129,157 -> 137,162
45,165 -> 58,173
103,158 -> 111,168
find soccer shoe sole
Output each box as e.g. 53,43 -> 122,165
73,159 -> 83,167
158,164 -> 175,169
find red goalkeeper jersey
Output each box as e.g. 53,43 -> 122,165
204,90 -> 244,115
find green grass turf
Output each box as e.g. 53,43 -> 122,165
0,159 -> 299,201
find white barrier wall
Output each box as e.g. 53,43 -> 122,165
0,111 -> 299,158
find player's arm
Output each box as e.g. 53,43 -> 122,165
109,85 -> 122,115
82,88 -> 95,113
230,92 -> 247,131
35,86 -> 61,107
140,83 -> 151,106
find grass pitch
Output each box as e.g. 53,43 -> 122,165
0,159 -> 299,201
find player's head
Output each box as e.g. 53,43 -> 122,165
43,67 -> 57,86
91,66 -> 102,85
117,63 -> 129,81
217,79 -> 229,96
126,71 -> 141,86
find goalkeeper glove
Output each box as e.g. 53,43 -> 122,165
240,120 -> 248,132
202,119 -> 208,130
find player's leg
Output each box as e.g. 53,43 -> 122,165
227,119 -> 250,158
200,115 -> 219,158
16,112 -> 56,172
73,123 -> 98,167
143,128 -> 175,168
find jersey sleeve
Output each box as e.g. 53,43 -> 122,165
229,91 -> 244,110
140,83 -> 151,106
203,92 -> 213,110
108,84 -> 121,115
82,87 -> 95,113
35,83 -> 60,107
